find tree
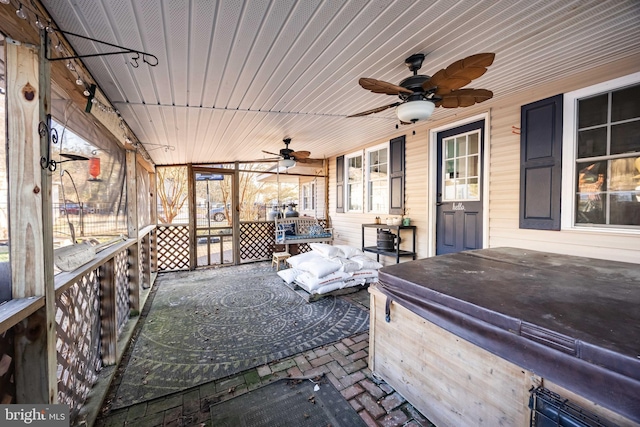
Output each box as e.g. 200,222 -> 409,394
157,166 -> 189,223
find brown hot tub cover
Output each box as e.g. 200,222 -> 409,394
376,247 -> 640,423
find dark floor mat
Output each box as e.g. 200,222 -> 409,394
110,263 -> 369,408
210,377 -> 367,427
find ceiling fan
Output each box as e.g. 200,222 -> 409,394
348,52 -> 495,123
262,138 -> 312,167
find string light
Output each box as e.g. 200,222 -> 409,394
35,15 -> 45,30
16,4 -> 27,19
5,0 -> 127,123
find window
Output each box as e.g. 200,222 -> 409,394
569,80 -> 640,228
366,145 -> 388,213
442,131 -> 481,201
302,182 -> 315,211
337,137 -> 404,215
346,152 -> 363,212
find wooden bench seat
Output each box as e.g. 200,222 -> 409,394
274,217 -> 333,252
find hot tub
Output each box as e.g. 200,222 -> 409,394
369,247 -> 640,426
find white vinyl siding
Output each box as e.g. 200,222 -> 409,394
328,56 -> 640,264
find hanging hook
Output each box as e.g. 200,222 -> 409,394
39,121 -> 59,172
143,53 -> 159,67
130,52 -> 140,68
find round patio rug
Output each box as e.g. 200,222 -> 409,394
109,263 -> 369,408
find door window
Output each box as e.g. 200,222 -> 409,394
442,131 -> 481,201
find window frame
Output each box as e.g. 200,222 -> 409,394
301,182 -> 315,211
365,142 -> 389,214
561,71 -> 640,233
345,150 -> 364,213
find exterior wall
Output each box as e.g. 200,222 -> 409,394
329,56 -> 640,264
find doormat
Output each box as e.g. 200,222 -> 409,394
109,263 -> 369,408
210,377 -> 367,427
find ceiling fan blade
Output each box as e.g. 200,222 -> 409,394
359,78 -> 413,95
295,157 -> 324,164
435,88 -> 493,108
262,150 -> 280,156
347,102 -> 401,118
423,52 -> 495,95
291,150 -> 310,160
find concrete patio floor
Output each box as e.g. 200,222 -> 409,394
93,273 -> 436,427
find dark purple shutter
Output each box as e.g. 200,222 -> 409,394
389,136 -> 405,215
519,94 -> 563,230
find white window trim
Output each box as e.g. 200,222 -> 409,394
365,142 -> 389,214
561,71 -> 640,234
301,182 -> 315,211
345,150 -> 364,213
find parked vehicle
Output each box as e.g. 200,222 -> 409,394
209,205 -> 226,222
59,201 -> 82,215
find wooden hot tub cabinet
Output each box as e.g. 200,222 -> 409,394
369,247 -> 640,427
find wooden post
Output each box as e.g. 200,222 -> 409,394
7,35 -> 57,403
99,259 -> 117,365
150,171 -> 158,274
233,162 -> 240,265
126,150 -> 140,311
187,164 -> 196,270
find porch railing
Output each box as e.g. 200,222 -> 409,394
156,219 -> 327,271
0,225 -> 157,424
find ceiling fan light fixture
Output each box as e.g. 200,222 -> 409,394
396,100 -> 435,123
281,158 -> 296,168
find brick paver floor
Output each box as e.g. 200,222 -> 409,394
95,289 -> 436,427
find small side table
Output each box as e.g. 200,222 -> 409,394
272,251 -> 291,271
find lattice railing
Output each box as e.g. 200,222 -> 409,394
240,221 -> 276,262
115,249 -> 130,335
157,225 -> 190,271
56,270 -> 102,421
157,220 -> 330,271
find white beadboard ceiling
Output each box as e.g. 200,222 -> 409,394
40,0 -> 640,166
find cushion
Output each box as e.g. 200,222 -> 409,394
277,222 -> 296,236
309,242 -> 344,258
308,224 -> 325,236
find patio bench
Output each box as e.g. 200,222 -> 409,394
274,217 -> 333,252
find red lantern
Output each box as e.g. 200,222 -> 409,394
89,157 -> 100,180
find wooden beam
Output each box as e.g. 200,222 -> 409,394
39,31 -> 58,406
6,35 -> 57,404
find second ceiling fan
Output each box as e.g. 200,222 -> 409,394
348,52 -> 495,123
262,138 -> 313,167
